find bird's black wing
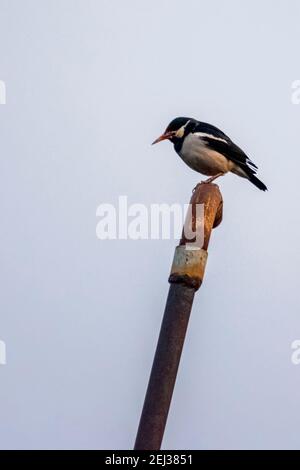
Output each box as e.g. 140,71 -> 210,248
194,121 -> 232,141
194,122 -> 258,172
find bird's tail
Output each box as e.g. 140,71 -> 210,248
247,173 -> 268,191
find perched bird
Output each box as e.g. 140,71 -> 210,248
152,117 -> 267,191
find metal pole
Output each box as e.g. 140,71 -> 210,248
134,182 -> 223,450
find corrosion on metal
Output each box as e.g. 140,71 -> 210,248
169,246 -> 208,290
134,182 -> 223,451
134,283 -> 195,450
180,182 -> 223,250
169,182 -> 223,290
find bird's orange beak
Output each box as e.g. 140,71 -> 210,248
152,131 -> 175,145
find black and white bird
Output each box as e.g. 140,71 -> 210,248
152,117 -> 267,191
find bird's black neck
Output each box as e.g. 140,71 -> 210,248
172,137 -> 184,153
172,121 -> 197,153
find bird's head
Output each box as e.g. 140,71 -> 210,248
152,117 -> 196,146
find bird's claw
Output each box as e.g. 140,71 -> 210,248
193,183 -> 201,192
193,180 -> 210,192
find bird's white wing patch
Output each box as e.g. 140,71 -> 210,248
194,132 -> 229,144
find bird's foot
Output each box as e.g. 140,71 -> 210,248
193,180 -> 211,192
203,173 -> 224,184
193,174 -> 224,192
193,182 -> 202,192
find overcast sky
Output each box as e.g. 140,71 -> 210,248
0,0 -> 300,450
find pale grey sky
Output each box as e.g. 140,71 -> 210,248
0,0 -> 300,450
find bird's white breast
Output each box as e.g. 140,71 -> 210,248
178,133 -> 233,176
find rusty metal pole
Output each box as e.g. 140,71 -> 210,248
134,182 -> 223,450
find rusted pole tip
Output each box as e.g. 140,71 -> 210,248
169,182 -> 223,290
192,182 -> 223,226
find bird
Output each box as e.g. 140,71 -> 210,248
152,117 -> 267,191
